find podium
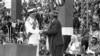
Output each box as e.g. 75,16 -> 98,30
0,44 -> 37,56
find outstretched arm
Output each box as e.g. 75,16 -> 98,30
42,22 -> 58,35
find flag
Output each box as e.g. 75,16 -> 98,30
55,0 -> 65,6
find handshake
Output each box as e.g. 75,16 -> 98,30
39,29 -> 47,34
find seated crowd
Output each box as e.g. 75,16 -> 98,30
66,22 -> 100,55
66,0 -> 100,56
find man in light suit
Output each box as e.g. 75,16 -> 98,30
25,12 -> 40,56
41,12 -> 64,56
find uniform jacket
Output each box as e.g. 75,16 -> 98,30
43,18 -> 64,48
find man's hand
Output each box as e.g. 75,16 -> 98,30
39,30 -> 44,34
39,29 -> 47,34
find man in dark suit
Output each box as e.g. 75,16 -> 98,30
41,12 -> 64,56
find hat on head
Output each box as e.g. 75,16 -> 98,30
31,12 -> 37,15
28,8 -> 37,13
27,8 -> 38,16
29,12 -> 37,19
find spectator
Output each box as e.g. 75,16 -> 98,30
86,37 -> 100,54
66,28 -> 81,54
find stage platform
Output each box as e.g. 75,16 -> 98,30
0,44 -> 37,56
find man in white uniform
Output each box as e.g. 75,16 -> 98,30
25,12 -> 40,56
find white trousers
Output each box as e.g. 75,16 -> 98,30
28,34 -> 40,56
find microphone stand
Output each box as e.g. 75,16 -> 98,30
6,24 -> 10,43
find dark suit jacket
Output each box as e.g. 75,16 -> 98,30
43,18 -> 64,47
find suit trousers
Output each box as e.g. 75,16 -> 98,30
52,45 -> 63,56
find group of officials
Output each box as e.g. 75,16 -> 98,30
25,11 -> 64,56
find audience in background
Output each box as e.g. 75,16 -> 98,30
66,0 -> 100,55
